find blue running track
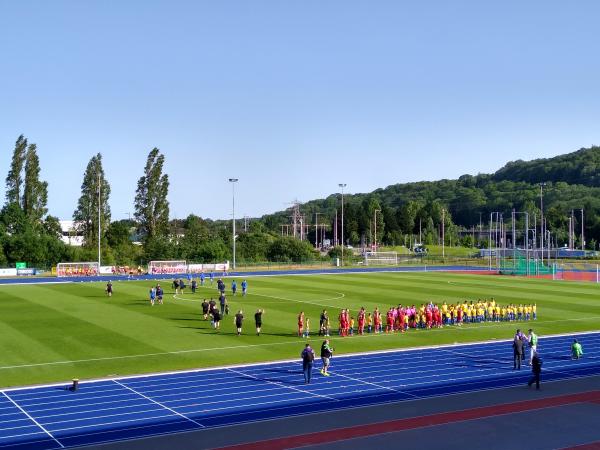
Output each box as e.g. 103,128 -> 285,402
1,332 -> 599,449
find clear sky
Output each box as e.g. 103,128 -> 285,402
1,1 -> 599,222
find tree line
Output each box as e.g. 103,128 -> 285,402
1,135 -> 599,269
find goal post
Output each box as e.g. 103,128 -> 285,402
56,262 -> 100,277
364,251 -> 398,266
148,260 -> 187,275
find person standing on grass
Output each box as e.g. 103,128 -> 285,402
105,281 -> 113,297
527,351 -> 542,390
219,292 -> 227,315
235,310 -> 244,335
357,308 -> 365,335
255,309 -> 264,336
298,311 -> 305,337
513,334 -> 524,370
572,339 -> 583,360
156,284 -> 163,304
200,272 -> 205,286
301,343 -> 315,384
319,309 -> 327,336
241,279 -> 248,296
149,287 -> 156,306
231,279 -> 237,296
528,329 -> 538,365
202,299 -> 210,319
320,340 -> 334,376
304,317 -> 311,338
213,308 -> 221,330
191,278 -> 197,294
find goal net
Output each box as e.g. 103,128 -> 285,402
364,251 -> 398,266
148,260 -> 187,275
56,262 -> 100,277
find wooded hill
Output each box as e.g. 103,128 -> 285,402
259,146 -> 600,250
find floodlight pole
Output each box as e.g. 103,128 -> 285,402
314,212 -> 322,249
374,209 -> 381,252
229,178 -> 239,270
575,208 -> 585,250
97,173 -> 101,269
539,183 -> 546,265
441,208 -> 445,258
339,183 -> 346,265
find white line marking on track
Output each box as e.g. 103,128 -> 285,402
1,391 -> 64,448
112,380 -> 205,428
227,367 -> 339,402
327,370 -> 420,399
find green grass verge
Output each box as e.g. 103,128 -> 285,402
0,272 -> 598,388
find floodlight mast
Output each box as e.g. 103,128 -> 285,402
98,173 -> 101,269
339,183 -> 347,265
374,209 -> 381,252
229,178 -> 239,270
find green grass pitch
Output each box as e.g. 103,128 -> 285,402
0,272 -> 598,388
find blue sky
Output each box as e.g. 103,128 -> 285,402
1,1 -> 599,221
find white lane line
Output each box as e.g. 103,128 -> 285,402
112,380 -> 204,428
1,391 -> 64,448
227,368 -> 339,402
326,370 -> 420,399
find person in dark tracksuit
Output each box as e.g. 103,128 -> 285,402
527,352 -> 542,390
513,336 -> 524,370
301,343 -> 315,384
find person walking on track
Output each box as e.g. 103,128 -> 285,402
301,343 -> 315,384
527,351 -> 543,390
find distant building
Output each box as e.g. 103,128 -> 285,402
59,220 -> 84,246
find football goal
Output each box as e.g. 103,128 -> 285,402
148,260 -> 187,275
364,251 -> 398,266
56,262 -> 100,277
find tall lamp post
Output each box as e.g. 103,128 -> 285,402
229,178 -> 239,270
339,183 -> 347,265
97,173 -> 101,269
575,208 -> 585,251
314,212 -> 322,250
441,208 -> 445,258
374,209 -> 381,252
539,182 -> 547,264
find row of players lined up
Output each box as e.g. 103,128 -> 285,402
171,277 -> 248,296
299,300 -> 538,337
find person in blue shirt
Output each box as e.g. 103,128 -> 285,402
209,272 -> 214,285
200,272 -> 205,286
241,279 -> 248,296
231,280 -> 237,296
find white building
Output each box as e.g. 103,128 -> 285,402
59,220 -> 85,246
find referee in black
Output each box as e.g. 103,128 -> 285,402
255,309 -> 264,336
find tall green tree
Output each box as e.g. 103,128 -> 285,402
22,144 -> 48,224
5,135 -> 27,206
134,148 -> 170,240
73,153 -> 111,246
